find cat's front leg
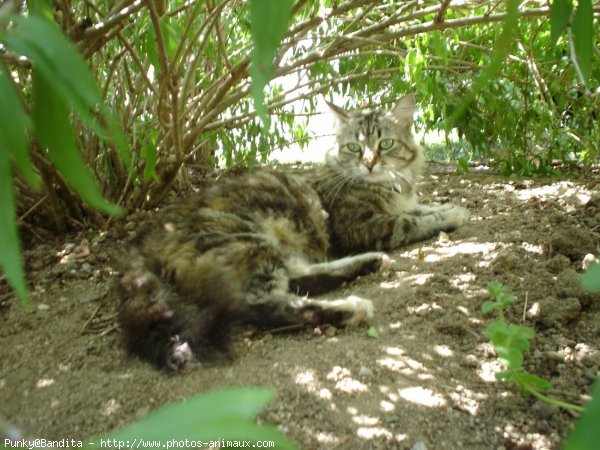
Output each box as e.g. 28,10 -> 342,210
389,204 -> 469,247
411,203 -> 470,221
288,252 -> 393,296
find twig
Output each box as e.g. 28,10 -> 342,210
81,303 -> 103,334
434,0 -> 453,24
17,195 -> 48,224
265,323 -> 306,335
81,0 -> 144,40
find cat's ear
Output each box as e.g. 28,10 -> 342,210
325,100 -> 350,122
392,93 -> 416,129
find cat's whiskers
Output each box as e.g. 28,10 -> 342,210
315,169 -> 358,209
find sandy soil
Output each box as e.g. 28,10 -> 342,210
1,168 -> 599,450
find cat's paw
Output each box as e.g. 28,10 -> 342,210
443,204 -> 470,229
166,338 -> 201,371
379,253 -> 394,271
353,252 -> 394,273
330,296 -> 374,325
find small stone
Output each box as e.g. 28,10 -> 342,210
410,441 -> 429,450
582,253 -> 599,271
437,231 -> 449,243
135,406 -> 150,419
92,232 -> 107,246
384,414 -> 399,423
415,304 -> 430,316
358,366 -> 373,378
81,262 -> 92,273
37,303 -> 50,311
526,302 -> 541,320
462,354 -> 479,368
79,290 -> 105,303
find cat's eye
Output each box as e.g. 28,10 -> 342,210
379,139 -> 394,150
345,142 -> 362,153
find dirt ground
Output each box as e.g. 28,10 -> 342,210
1,167 -> 599,450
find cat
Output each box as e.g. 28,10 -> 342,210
118,94 -> 469,370
314,93 -> 469,253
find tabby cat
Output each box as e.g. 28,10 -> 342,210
119,94 -> 469,370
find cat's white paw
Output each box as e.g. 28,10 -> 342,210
330,295 -> 374,325
379,254 -> 394,271
167,339 -> 201,371
444,204 -> 470,228
357,252 -> 394,272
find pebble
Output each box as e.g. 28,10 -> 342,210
582,253 -> 599,271
462,354 -> 479,368
410,441 -> 428,450
358,366 -> 373,378
81,263 -> 92,273
384,414 -> 399,423
79,290 -> 105,303
37,303 -> 50,311
437,231 -> 449,242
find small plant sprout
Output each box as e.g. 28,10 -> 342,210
482,282 -> 584,413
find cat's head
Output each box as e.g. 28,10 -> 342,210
325,94 -> 424,184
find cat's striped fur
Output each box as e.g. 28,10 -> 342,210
119,94 -> 469,370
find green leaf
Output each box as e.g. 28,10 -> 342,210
572,0 -> 593,81
141,142 -> 158,182
101,388 -> 296,449
550,0 -> 573,45
481,301 -> 501,314
0,66 -> 38,186
582,262 -> 600,292
447,0 -> 520,126
249,0 -> 293,127
564,379 -> 600,450
4,16 -> 130,169
367,326 -> 380,338
514,372 -> 553,392
31,70 -> 121,215
0,133 -> 28,304
487,281 -> 504,299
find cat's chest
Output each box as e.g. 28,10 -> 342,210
357,182 -> 417,214
379,188 -> 417,214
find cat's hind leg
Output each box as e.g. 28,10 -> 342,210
288,252 -> 392,296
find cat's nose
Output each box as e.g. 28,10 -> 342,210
363,149 -> 377,171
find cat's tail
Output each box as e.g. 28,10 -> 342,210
118,253 -> 243,371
